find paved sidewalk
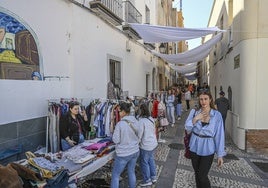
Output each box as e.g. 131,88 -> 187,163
78,101 -> 268,188
150,106 -> 268,188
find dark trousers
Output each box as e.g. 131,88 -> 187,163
186,100 -> 190,110
190,151 -> 214,188
221,114 -> 226,131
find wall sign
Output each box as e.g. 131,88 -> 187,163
234,54 -> 240,69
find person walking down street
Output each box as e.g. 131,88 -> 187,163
188,84 -> 194,98
184,88 -> 191,111
111,102 -> 140,188
165,88 -> 175,127
175,87 -> 182,120
137,103 -> 158,187
59,101 -> 89,151
185,91 -> 226,188
215,91 -> 230,130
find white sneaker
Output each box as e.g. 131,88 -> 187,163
140,181 -> 152,187
152,179 -> 157,183
177,117 -> 181,120
171,124 -> 175,127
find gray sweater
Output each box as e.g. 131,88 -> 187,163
112,116 -> 140,157
138,117 -> 158,151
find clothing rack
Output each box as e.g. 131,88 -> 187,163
46,97 -> 130,153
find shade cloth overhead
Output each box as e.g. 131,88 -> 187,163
184,72 -> 197,80
169,63 -> 197,74
129,23 -> 223,43
152,33 -> 223,64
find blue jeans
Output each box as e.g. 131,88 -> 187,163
166,106 -> 175,124
176,103 -> 182,117
140,148 -> 157,183
61,133 -> 85,151
111,151 -> 140,188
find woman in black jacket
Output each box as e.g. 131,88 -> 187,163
60,101 -> 89,151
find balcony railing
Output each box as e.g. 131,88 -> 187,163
100,0 -> 123,19
123,0 -> 142,23
90,0 -> 123,25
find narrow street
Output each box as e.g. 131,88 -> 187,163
78,100 -> 268,188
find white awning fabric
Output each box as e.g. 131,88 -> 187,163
169,63 -> 197,74
152,33 -> 223,64
129,23 -> 223,43
128,23 -> 225,77
184,72 -> 197,80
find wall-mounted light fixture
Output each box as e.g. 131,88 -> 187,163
159,43 -> 166,53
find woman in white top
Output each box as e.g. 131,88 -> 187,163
137,103 -> 158,187
165,88 -> 175,127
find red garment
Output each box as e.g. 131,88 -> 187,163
114,106 -> 121,123
151,100 -> 159,118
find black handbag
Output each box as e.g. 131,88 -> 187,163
184,109 -> 196,159
45,169 -> 69,188
184,130 -> 191,159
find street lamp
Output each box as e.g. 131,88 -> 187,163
159,43 -> 166,53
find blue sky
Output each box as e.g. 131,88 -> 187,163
173,0 -> 214,49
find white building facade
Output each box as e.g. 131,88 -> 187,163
206,0 -> 268,154
0,0 -> 164,155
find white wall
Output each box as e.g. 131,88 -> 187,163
0,79 -> 71,124
0,0 -> 155,124
208,0 -> 268,149
0,0 -> 73,124
255,38 -> 268,129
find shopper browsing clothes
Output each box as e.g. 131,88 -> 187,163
111,102 -> 140,188
165,88 -> 175,127
137,103 -> 158,187
59,101 -> 89,151
185,91 -> 226,188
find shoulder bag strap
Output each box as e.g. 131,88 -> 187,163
122,119 -> 138,137
146,117 -> 155,125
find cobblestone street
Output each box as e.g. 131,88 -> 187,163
79,102 -> 268,188
152,106 -> 268,188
